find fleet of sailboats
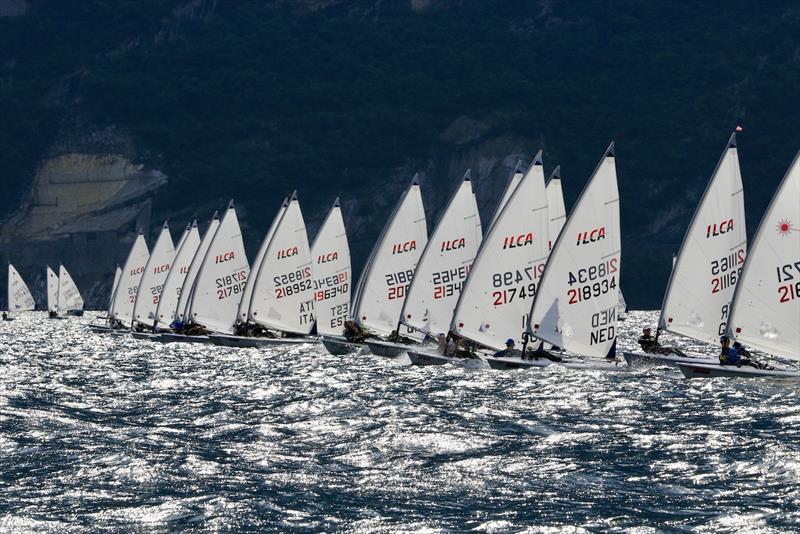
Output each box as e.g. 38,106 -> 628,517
6,134 -> 798,381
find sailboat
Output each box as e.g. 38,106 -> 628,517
617,290 -> 628,321
131,221 -> 175,337
678,149 -> 800,379
171,201 -> 249,341
4,264 -> 36,320
105,230 -> 150,333
387,171 -> 483,363
486,143 -> 624,370
623,134 -> 746,368
210,192 -> 316,347
432,152 -> 550,367
152,220 -> 200,332
46,266 -> 59,318
90,265 -> 121,330
304,198 -> 359,355
57,264 -> 84,316
350,175 -> 428,355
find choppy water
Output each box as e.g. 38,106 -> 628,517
0,311 -> 798,532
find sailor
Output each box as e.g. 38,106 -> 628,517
436,333 -> 447,354
343,320 -> 367,343
719,336 -> 763,369
637,327 -> 660,352
493,338 -> 518,358
1,311 -> 8,321
445,336 -> 457,357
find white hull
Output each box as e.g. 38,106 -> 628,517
677,362 -> 800,380
486,354 -> 627,372
406,348 -> 484,367
157,333 -> 212,344
622,351 -> 718,368
320,336 -> 364,355
365,340 -> 417,357
208,333 -> 313,348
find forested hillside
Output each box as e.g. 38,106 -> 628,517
1,0 -> 799,307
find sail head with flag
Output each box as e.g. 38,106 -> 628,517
249,192 -> 315,335
527,143 -> 621,359
311,197 -> 352,337
187,201 -> 250,334
401,171 -> 482,337
451,152 -> 549,350
728,150 -> 800,360
658,134 -> 747,345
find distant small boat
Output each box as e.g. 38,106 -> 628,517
132,221 -> 174,330
4,263 -> 36,320
108,229 -> 150,330
57,264 -> 84,316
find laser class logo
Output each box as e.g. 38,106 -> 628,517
777,218 -> 798,237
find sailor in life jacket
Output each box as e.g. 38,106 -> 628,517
719,336 -> 766,369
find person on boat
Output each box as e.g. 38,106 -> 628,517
2,312 -> 8,321
637,327 -> 686,356
493,339 -> 519,358
719,336 -> 765,369
525,341 -> 563,362
445,336 -> 457,357
343,320 -> 368,343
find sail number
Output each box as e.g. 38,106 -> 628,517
149,284 -> 164,304
274,267 -> 312,299
386,269 -> 414,300
568,277 -> 617,304
216,270 -> 247,300
777,261 -> 800,303
314,271 -> 348,302
433,265 -> 470,299
567,258 -> 618,286
710,248 -> 745,294
491,264 -> 544,306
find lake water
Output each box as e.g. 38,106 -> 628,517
0,311 -> 798,532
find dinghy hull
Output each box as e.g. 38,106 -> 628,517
320,336 -> 363,355
156,333 -> 212,344
677,362 -> 800,380
131,332 -> 160,341
622,351 -> 718,368
208,334 -> 312,348
365,340 -> 415,357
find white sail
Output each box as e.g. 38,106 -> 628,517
352,175 -> 428,338
110,231 -> 149,326
249,192 -> 314,334
528,143 -> 620,359
452,152 -> 549,350
57,264 -> 83,312
236,198 -> 288,325
728,150 -> 800,360
8,264 -> 35,311
311,198 -> 352,336
154,221 -> 200,329
108,265 -> 122,315
186,201 -> 250,334
489,161 -> 524,230
401,172 -> 482,336
659,134 -> 747,345
617,290 -> 627,316
176,213 -> 220,323
46,266 -> 59,313
546,166 -> 567,248
132,221 -> 175,326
